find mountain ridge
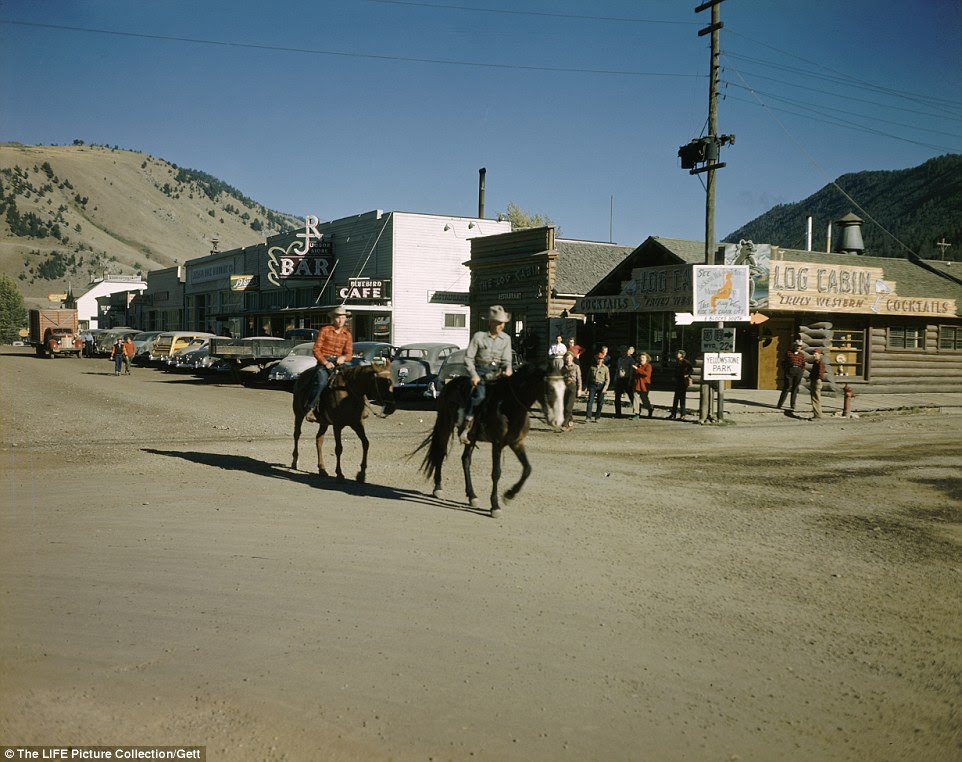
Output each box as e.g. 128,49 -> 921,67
723,154 -> 962,261
0,142 -> 300,306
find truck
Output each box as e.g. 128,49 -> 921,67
209,336 -> 301,382
28,309 -> 82,358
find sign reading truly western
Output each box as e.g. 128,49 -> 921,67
267,216 -> 334,286
769,260 -> 956,317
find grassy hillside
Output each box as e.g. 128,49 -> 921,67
0,142 -> 299,306
724,154 -> 962,261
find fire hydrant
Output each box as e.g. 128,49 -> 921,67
843,383 -> 855,417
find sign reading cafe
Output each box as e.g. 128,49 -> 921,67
267,216 -> 335,287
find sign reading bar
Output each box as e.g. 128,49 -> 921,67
267,216 -> 334,287
703,352 -> 742,380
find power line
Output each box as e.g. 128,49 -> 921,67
367,0 -> 701,26
725,29 -> 962,113
0,19 -> 704,79
723,50 -> 962,114
722,64 -> 962,123
721,80 -> 962,141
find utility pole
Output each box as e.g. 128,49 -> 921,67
936,237 -> 952,260
679,0 -> 734,423
698,0 -> 724,422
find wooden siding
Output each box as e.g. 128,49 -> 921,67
393,213 -> 511,347
865,323 -> 962,392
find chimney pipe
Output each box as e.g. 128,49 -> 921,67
806,216 -> 813,251
478,167 -> 486,219
826,222 -> 832,254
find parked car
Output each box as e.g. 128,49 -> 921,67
267,342 -> 316,384
390,342 -> 459,396
130,331 -> 164,363
163,337 -> 212,369
149,331 -> 215,364
171,337 -> 231,372
93,326 -> 137,356
350,342 -> 394,366
423,348 -> 523,398
284,328 -> 318,343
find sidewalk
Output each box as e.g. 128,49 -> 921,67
603,388 -> 962,421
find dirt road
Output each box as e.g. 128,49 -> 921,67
1,348 -> 960,761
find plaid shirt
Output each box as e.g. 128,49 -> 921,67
786,350 -> 807,369
312,325 -> 352,364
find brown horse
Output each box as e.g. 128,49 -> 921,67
416,364 -> 565,517
291,361 -> 395,481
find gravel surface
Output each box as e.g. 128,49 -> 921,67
1,347 -> 960,761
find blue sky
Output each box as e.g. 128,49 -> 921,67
2,0 -> 960,248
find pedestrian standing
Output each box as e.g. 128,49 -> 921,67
777,340 -> 807,411
631,352 -> 655,419
548,335 -> 567,372
809,347 -> 826,419
560,352 -> 582,431
110,338 -> 124,375
613,345 -> 637,419
668,350 -> 693,420
585,352 -> 610,423
122,336 -> 136,375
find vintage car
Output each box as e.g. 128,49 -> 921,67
423,348 -> 524,398
267,342 -> 316,384
390,342 -> 459,396
349,342 -> 394,366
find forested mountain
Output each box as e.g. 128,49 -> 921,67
0,142 -> 300,304
724,154 -> 962,261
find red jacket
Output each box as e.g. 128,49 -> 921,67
632,362 -> 653,392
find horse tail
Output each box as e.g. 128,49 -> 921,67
415,377 -> 468,480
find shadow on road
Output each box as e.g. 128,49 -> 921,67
141,447 -> 489,516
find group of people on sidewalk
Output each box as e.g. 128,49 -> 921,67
551,339 -> 697,429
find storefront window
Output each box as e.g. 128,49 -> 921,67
938,325 -> 962,351
887,325 -> 923,350
829,327 -> 866,379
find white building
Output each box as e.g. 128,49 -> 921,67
73,276 -> 147,330
177,210 -> 512,346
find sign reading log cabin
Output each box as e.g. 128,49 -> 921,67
338,278 -> 389,301
267,216 -> 334,287
769,260 -> 956,317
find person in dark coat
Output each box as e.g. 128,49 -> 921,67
777,340 -> 807,411
668,349 -> 693,420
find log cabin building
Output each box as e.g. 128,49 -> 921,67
467,226 -> 633,361
576,228 -> 962,393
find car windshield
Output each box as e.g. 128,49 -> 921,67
132,332 -> 156,342
291,344 -> 315,356
398,348 -> 427,359
184,339 -> 207,350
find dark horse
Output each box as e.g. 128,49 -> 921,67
416,365 -> 565,517
291,362 -> 395,481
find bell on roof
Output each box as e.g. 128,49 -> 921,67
835,211 -> 864,255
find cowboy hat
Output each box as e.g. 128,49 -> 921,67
329,305 -> 351,318
487,305 -> 511,323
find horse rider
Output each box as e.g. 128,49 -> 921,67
306,305 -> 353,422
458,305 -> 514,444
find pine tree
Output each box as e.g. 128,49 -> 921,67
0,274 -> 28,343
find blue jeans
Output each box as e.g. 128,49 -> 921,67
309,363 -> 333,410
465,364 -> 499,420
586,384 -> 605,419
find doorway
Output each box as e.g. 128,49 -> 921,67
756,317 -> 794,389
